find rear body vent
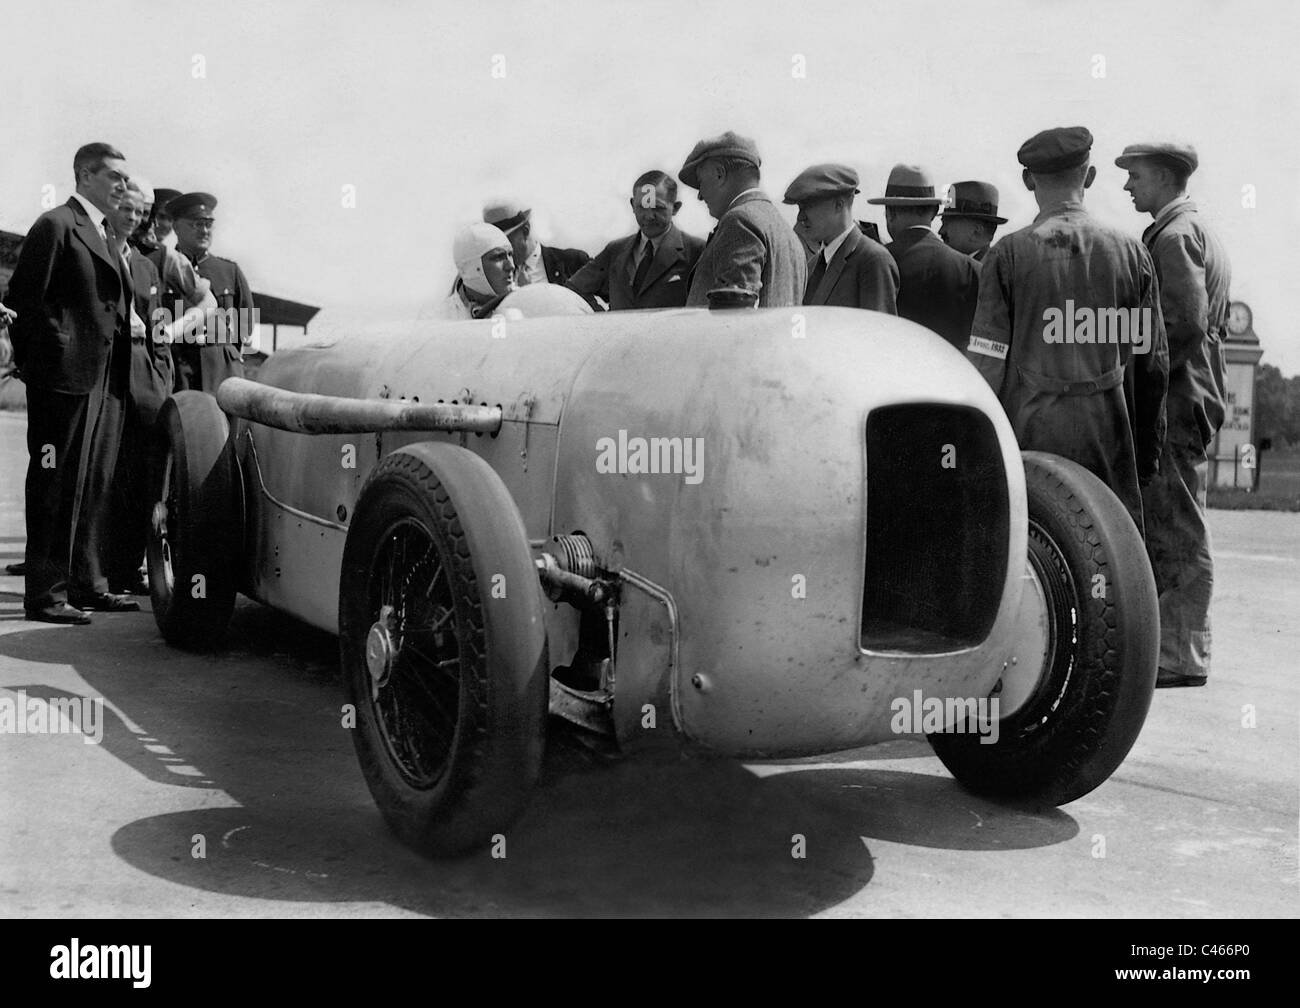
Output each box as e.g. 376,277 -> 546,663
861,404 -> 1010,653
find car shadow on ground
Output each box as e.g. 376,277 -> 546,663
0,595 -> 1078,917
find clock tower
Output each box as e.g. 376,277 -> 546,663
1211,300 -> 1264,488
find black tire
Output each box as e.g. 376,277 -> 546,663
339,443 -> 548,857
929,451 -> 1158,805
147,392 -> 240,649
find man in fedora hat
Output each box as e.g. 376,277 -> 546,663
1116,141 -> 1231,689
966,126 -> 1169,537
939,180 -> 1007,263
679,130 -> 806,308
483,199 -> 590,289
868,164 -> 980,349
784,163 -> 898,312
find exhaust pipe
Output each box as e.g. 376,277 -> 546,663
216,377 -> 502,435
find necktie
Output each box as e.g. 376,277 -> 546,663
804,252 -> 828,305
633,241 -> 654,292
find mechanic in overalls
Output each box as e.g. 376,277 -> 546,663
966,126 -> 1169,537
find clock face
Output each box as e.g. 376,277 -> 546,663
1227,301 -> 1252,335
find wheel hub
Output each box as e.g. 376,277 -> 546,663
366,604 -> 398,699
997,560 -> 1053,717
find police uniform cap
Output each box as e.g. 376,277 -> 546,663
152,188 -> 182,214
168,192 -> 218,219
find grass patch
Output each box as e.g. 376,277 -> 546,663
1207,487 -> 1300,512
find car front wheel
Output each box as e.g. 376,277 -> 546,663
928,451 -> 1158,805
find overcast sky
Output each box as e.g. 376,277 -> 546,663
3,0 -> 1296,371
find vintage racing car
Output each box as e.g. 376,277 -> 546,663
145,304 -> 1158,856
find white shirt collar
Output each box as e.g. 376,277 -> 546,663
518,241 -> 548,285
819,223 -> 857,264
71,192 -> 107,232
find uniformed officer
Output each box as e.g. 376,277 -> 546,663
784,164 -> 899,312
165,192 -> 255,394
1116,142 -> 1231,688
868,164 -> 980,349
939,180 -> 1007,263
966,126 -> 1169,534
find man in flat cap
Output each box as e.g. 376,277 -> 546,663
483,199 -> 590,289
1117,142 -> 1230,688
869,164 -> 980,349
166,192 -> 256,394
785,164 -> 898,312
441,223 -> 517,319
567,170 -> 704,310
680,130 -> 806,308
939,180 -> 1007,264
966,126 -> 1169,535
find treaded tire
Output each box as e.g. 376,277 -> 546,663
340,443 -> 548,857
147,392 -> 239,649
928,451 -> 1158,805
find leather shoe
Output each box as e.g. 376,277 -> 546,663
5,561 -> 26,576
1156,668 -> 1208,688
25,602 -> 92,625
69,592 -> 140,613
109,575 -> 150,596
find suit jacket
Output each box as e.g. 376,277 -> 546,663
567,224 -> 704,309
804,226 -> 899,313
7,197 -> 130,394
1142,200 -> 1231,451
686,191 -> 806,308
539,245 -> 591,286
887,228 -> 981,351
125,250 -> 173,425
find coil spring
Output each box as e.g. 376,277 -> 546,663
551,533 -> 598,579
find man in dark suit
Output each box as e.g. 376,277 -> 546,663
868,164 -> 981,350
566,171 -> 704,310
167,192 -> 254,394
679,131 -> 806,308
483,200 -> 590,287
6,142 -> 140,623
106,182 -> 174,594
784,163 -> 899,312
939,180 -> 1007,264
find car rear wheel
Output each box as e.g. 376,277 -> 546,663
147,392 -> 239,649
928,451 -> 1158,805
339,443 -> 548,857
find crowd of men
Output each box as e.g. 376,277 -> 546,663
1,142 -> 255,626
0,127 -> 1229,691
445,126 -> 1231,689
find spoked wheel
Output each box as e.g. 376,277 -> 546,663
361,518 -> 463,790
340,443 -> 547,857
928,451 -> 1159,805
147,392 -> 239,649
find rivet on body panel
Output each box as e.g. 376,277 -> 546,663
691,674 -> 710,691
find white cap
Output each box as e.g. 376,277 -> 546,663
453,222 -> 512,298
